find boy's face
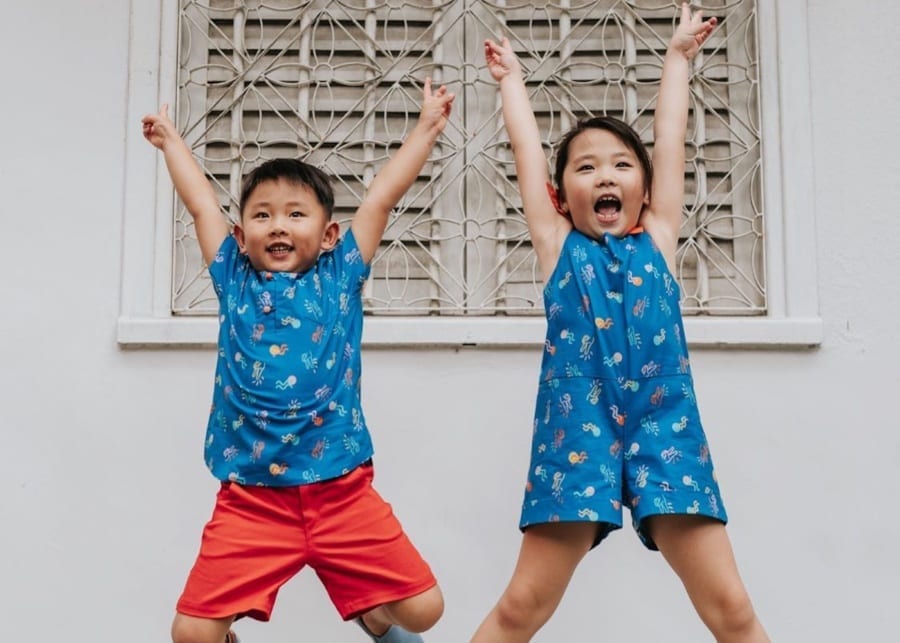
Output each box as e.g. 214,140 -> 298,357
560,128 -> 649,240
234,178 -> 339,273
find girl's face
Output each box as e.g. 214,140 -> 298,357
559,128 -> 649,240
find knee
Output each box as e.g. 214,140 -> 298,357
170,621 -> 201,643
493,582 -> 550,631
703,586 -> 758,638
171,616 -> 227,643
395,586 -> 445,633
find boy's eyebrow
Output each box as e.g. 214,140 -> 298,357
246,199 -> 310,209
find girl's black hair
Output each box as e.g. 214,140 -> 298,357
552,116 -> 653,200
239,158 -> 335,219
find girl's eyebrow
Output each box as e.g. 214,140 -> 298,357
572,150 -> 635,163
571,149 -> 633,163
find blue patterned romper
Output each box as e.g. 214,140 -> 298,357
520,228 -> 727,549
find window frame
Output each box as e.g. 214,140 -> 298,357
118,0 -> 822,349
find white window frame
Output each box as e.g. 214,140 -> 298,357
118,0 -> 821,349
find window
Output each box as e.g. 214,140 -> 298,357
119,0 -> 822,347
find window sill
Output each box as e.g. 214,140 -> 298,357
117,316 -> 823,349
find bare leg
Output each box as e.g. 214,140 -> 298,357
646,516 -> 769,643
360,585 -> 444,635
470,522 -> 598,643
171,613 -> 235,643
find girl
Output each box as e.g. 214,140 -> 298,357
473,5 -> 769,642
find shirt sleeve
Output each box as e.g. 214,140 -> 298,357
334,228 -> 372,296
207,234 -> 242,301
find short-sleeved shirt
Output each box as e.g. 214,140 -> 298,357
204,231 -> 372,486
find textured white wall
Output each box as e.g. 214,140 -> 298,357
1,1 -> 898,641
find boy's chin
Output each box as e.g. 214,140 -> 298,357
249,255 -> 311,274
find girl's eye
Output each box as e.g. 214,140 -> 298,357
616,162 -> 632,169
577,164 -> 593,172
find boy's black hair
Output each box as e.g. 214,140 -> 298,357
239,158 -> 335,219
553,116 -> 653,201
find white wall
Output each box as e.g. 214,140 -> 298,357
2,1 -> 897,641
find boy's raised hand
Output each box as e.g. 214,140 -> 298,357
142,104 -> 178,150
141,102 -> 227,265
419,77 -> 455,135
484,37 -> 521,83
671,2 -> 717,61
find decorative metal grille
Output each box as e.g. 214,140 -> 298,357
172,0 -> 762,317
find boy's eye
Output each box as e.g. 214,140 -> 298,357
289,211 -> 304,218
254,211 -> 269,219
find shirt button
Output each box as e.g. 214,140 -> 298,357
262,305 -> 272,314
265,272 -> 273,280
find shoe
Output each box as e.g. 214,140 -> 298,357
354,616 -> 424,642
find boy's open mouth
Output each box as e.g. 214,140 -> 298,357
267,243 -> 294,257
594,196 -> 621,223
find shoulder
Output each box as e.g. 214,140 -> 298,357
209,234 -> 249,287
639,212 -> 678,273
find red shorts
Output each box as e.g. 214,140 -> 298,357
176,463 -> 436,621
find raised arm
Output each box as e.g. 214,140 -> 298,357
643,3 -> 716,270
485,37 -> 569,282
350,78 -> 454,265
142,104 -> 229,267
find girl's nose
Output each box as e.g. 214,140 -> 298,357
595,173 -> 615,187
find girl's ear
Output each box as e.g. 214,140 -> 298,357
320,220 -> 340,251
232,223 -> 248,254
546,182 -> 569,216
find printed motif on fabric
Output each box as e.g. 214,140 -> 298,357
521,230 -> 726,539
205,231 -> 373,486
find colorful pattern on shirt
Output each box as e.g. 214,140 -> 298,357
521,229 -> 726,545
205,231 -> 372,486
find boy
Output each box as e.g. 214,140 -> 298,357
142,78 -> 454,643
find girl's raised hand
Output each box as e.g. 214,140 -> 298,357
671,3 -> 717,61
484,37 -> 520,82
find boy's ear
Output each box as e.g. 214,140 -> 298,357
232,223 -> 248,254
320,221 -> 340,251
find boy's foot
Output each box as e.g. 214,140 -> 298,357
354,616 -> 424,642
225,631 -> 240,643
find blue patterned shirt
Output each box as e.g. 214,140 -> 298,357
204,231 -> 373,486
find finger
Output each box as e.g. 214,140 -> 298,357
424,76 -> 433,99
160,103 -> 169,119
442,93 -> 455,117
501,36 -> 511,50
